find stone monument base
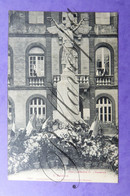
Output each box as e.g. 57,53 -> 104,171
53,110 -> 81,125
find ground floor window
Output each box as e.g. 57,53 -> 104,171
8,100 -> 14,124
29,97 -> 46,120
96,97 -> 112,123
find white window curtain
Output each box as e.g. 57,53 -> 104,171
29,47 -> 45,77
96,47 -> 111,76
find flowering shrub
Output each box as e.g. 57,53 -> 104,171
8,153 -> 30,174
8,120 -> 118,174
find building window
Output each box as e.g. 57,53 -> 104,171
8,47 -> 13,86
29,12 -> 44,24
95,13 -> 110,25
96,97 -> 112,123
95,47 -> 111,76
8,100 -> 14,124
29,97 -> 46,120
29,47 -> 45,77
8,50 -> 11,75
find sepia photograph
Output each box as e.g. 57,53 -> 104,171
8,11 -> 118,184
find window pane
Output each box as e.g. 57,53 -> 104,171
104,107 -> 107,113
43,107 -> 45,114
105,114 -> 107,121
39,108 -> 41,115
104,98 -> 107,104
100,114 -> 103,121
30,108 -> 32,114
34,108 -> 37,114
109,107 -> 111,113
36,56 -> 44,76
29,56 -> 36,77
34,99 -> 37,105
100,107 -> 102,113
38,99 -> 41,105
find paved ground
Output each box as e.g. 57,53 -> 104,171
8,168 -> 118,183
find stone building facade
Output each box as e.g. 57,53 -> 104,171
8,11 -> 118,133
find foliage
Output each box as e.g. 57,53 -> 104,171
8,120 -> 118,174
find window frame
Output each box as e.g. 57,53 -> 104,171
29,97 -> 46,119
8,46 -> 14,85
95,47 -> 111,76
95,43 -> 114,78
8,97 -> 15,124
25,43 -> 46,85
96,97 -> 112,123
26,95 -> 46,126
29,53 -> 45,77
96,94 -> 115,124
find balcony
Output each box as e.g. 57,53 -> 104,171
96,76 -> 113,86
53,74 -> 89,88
27,77 -> 45,87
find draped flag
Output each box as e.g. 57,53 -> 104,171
11,120 -> 15,133
89,118 -> 99,137
10,120 -> 15,137
26,113 -> 36,136
42,117 -> 51,130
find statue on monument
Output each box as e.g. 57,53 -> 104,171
47,13 -> 87,73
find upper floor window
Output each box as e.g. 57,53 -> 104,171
95,13 -> 110,25
29,47 -> 45,77
96,97 -> 112,123
29,12 -> 44,24
95,47 -> 111,76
